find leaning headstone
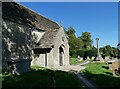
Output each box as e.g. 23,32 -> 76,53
80,57 -> 83,61
77,55 -> 80,59
107,60 -> 120,75
92,57 -> 95,60
87,57 -> 90,60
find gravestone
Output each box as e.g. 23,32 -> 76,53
105,56 -> 110,61
108,59 -> 120,75
79,57 -> 83,61
92,57 -> 95,60
7,59 -> 31,74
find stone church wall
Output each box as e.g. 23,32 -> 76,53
2,19 -> 32,69
31,27 -> 70,69
31,49 -> 54,68
31,52 -> 45,67
53,27 -> 69,68
2,2 -> 69,70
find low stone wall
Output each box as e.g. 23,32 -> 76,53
108,60 -> 120,75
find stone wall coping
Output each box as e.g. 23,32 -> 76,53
7,59 -> 32,63
108,59 -> 120,63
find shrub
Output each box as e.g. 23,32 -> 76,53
69,50 -> 77,58
86,49 -> 97,58
70,49 -> 97,59
77,50 -> 85,57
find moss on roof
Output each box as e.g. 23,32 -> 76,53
2,2 -> 60,30
38,29 -> 59,48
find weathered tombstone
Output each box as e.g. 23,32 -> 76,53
79,57 -> 83,61
105,56 -> 110,61
108,59 -> 120,75
107,60 -> 114,70
7,59 -> 31,74
77,55 -> 80,59
92,57 -> 95,60
115,58 -> 117,60
87,57 -> 89,60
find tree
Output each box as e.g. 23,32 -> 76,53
66,27 -> 76,35
80,32 -> 93,50
112,47 -> 119,57
66,27 -> 77,51
85,49 -> 97,58
77,50 -> 85,57
100,45 -> 118,58
65,27 -> 94,58
76,37 -> 83,50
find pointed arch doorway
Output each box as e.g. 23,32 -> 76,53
59,46 -> 64,66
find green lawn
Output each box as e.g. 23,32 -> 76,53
2,66 -> 84,89
81,62 -> 120,89
70,58 -> 83,65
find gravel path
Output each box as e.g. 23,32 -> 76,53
56,65 -> 86,72
73,71 -> 101,89
56,60 -> 90,72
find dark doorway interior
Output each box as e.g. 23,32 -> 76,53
59,46 -> 64,66
45,52 -> 47,66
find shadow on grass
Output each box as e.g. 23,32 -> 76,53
82,71 -> 120,89
2,68 -> 52,89
54,70 -> 84,89
102,65 -> 109,70
104,72 -> 113,75
2,68 -> 84,89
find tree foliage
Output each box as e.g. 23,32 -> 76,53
66,27 -> 94,58
100,45 -> 119,58
80,32 -> 93,50
65,26 -> 118,59
66,27 -> 77,51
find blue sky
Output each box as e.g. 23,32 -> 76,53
19,2 -> 118,48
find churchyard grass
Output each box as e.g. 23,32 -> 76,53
2,66 -> 84,89
81,63 -> 120,89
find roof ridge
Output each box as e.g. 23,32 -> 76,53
2,2 -> 60,30
17,2 -> 60,28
